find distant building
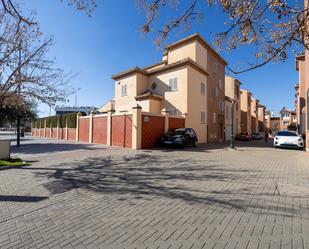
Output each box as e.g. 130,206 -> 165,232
270,117 -> 280,136
279,107 -> 296,130
240,89 -> 252,133
54,106 -> 98,116
251,98 -> 259,133
257,105 -> 266,132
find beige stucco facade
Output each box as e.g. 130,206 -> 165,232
250,98 -> 259,133
257,105 -> 266,132
240,89 -> 252,133
225,76 -> 241,140
108,33 -> 227,143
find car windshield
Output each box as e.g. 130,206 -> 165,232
276,131 -> 298,137
167,128 -> 185,135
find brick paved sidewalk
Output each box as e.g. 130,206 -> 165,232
0,137 -> 309,248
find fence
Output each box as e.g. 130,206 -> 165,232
32,107 -> 186,149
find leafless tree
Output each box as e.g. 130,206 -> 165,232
0,10 -> 73,108
138,0 -> 309,73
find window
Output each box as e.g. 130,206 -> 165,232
121,84 -> 127,96
219,79 -> 223,89
219,101 -> 224,111
170,109 -> 177,116
226,106 -> 229,119
201,112 -> 206,124
169,78 -> 178,91
200,82 -> 206,95
215,87 -> 219,97
213,112 -> 217,123
213,62 -> 218,72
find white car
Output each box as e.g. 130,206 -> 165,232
274,130 -> 304,149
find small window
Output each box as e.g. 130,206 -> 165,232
219,79 -> 223,89
213,112 -> 217,123
215,87 -> 219,97
201,112 -> 206,124
169,78 -> 178,91
213,62 -> 218,72
121,84 -> 127,96
170,109 -> 177,116
200,82 -> 206,95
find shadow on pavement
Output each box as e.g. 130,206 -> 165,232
0,195 -> 48,202
11,142 -> 105,155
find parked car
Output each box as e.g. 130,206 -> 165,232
235,132 -> 251,141
251,132 -> 262,140
273,130 -> 304,149
161,128 -> 198,148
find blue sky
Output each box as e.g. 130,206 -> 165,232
23,1 -> 299,117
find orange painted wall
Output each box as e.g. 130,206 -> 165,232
79,118 -> 90,142
141,115 -> 165,149
92,116 -> 108,144
68,128 -> 76,140
168,117 -> 185,131
111,115 -> 132,148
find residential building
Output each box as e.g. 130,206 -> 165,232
270,117 -> 280,136
104,33 -> 227,143
264,111 -> 272,131
224,76 -> 241,141
240,89 -> 252,133
55,106 -> 98,115
295,54 -> 307,135
258,105 -> 266,132
305,0 -> 309,150
279,107 -> 296,130
251,98 -> 259,133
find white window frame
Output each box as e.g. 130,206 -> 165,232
169,78 -> 178,91
121,84 -> 127,97
215,87 -> 219,97
201,112 -> 206,124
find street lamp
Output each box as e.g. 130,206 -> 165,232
228,97 -> 239,149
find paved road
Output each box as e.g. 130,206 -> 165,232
0,135 -> 309,248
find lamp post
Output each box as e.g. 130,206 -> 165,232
229,98 -> 239,149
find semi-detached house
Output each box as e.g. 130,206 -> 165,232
101,33 -> 227,144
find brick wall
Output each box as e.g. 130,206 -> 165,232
79,118 -> 90,142
68,128 -> 76,140
92,116 -> 108,144
168,117 -> 185,131
111,115 -> 132,148
141,115 -> 165,149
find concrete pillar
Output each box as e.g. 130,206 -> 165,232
132,105 -> 142,149
164,113 -> 169,133
107,110 -> 114,146
89,111 -> 95,143
44,119 -> 47,137
76,112 -> 82,142
56,117 -> 60,139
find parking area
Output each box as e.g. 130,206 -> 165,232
0,134 -> 309,248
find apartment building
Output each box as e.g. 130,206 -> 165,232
224,76 -> 241,141
250,98 -> 259,133
279,107 -> 296,130
264,111 -> 271,131
258,105 -> 266,132
270,117 -> 280,136
103,33 -> 227,143
240,89 -> 252,133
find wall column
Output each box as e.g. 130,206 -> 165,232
89,112 -> 94,143
76,112 -> 82,142
107,110 -> 114,146
56,117 -> 60,139
164,113 -> 169,133
44,119 -> 47,137
132,105 -> 142,149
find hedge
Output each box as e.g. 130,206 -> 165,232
32,112 -> 81,129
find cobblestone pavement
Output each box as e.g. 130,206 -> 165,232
1,135 -> 309,248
